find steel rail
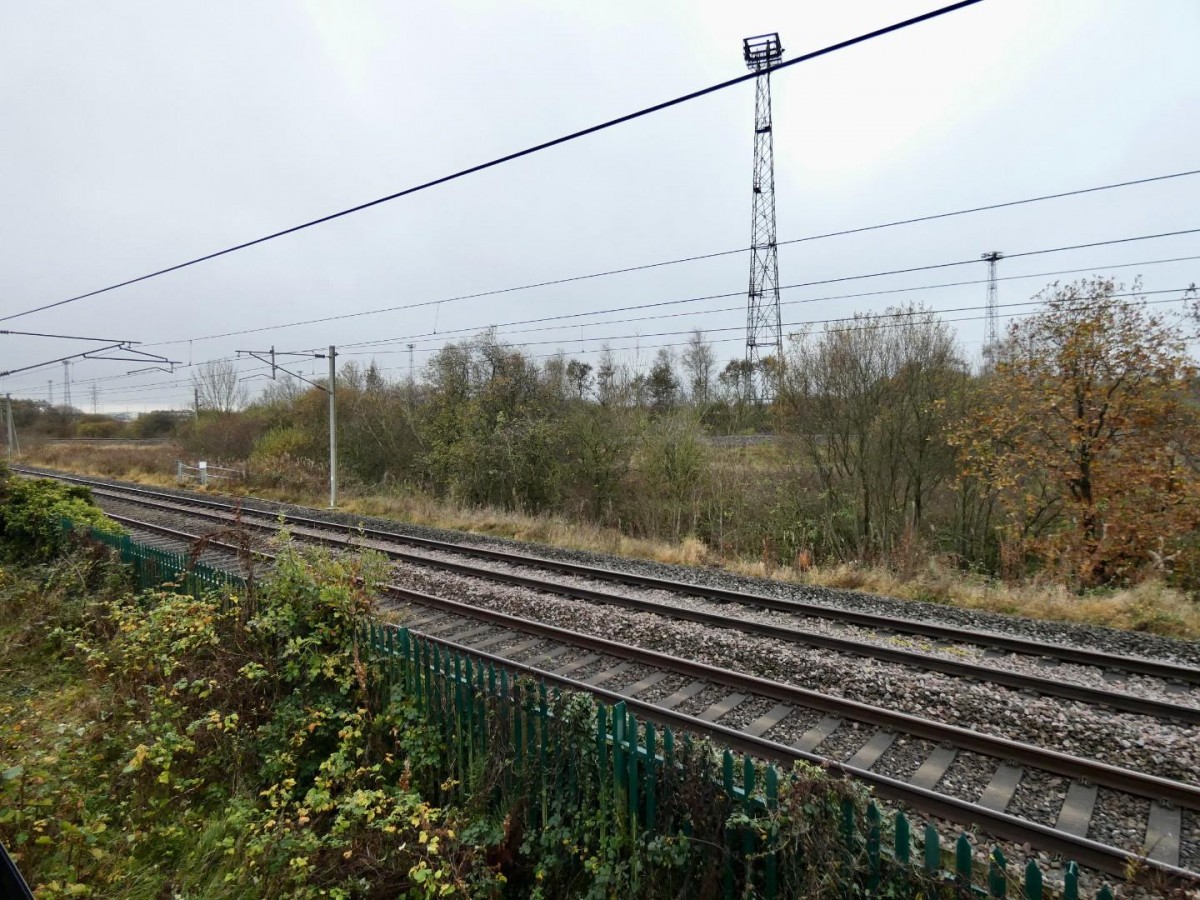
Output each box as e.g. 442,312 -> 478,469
24,466 -> 1195,687
89,512 -> 1200,886
416,628 -> 1200,888
101,513 -> 1200,812
90,494 -> 1200,724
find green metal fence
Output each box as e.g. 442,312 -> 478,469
67,519 -> 245,597
362,620 -> 1116,900
67,520 -> 1118,899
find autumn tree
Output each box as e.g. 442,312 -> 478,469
949,278 -> 1200,586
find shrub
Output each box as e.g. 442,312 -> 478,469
0,470 -> 122,561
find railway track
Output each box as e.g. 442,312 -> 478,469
20,467 -> 1200,886
40,472 -> 1200,715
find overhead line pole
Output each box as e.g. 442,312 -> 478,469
982,251 -> 1004,345
4,395 -> 18,458
328,346 -> 337,509
743,32 -> 785,399
236,345 -> 337,508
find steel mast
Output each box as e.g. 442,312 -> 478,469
743,33 -> 784,399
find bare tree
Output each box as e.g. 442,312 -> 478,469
193,359 -> 248,414
681,329 -> 717,406
778,305 -> 964,555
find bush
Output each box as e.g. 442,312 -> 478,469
0,534 -> 503,897
0,470 -> 122,561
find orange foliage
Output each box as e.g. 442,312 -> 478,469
950,278 -> 1200,587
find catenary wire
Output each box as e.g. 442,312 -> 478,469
6,242 -> 1195,393
31,290 -> 1192,403
136,219 -> 1200,349
335,253 -> 1200,353
0,0 -> 986,326
82,292 -> 1198,408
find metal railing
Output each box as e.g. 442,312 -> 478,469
176,459 -> 244,487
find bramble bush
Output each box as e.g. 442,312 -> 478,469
0,525 -> 505,898
0,465 -> 122,561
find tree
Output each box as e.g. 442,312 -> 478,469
595,346 -> 621,408
949,278 -> 1200,585
681,330 -> 717,406
566,359 -> 593,401
777,305 -> 965,556
647,349 -> 679,412
193,360 -> 248,414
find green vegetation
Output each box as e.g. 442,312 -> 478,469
0,476 -> 947,898
0,462 -> 121,560
1,473 -> 502,896
12,281 -> 1200,616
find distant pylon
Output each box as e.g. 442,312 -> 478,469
982,251 -> 1004,349
62,360 -> 72,414
743,33 -> 784,398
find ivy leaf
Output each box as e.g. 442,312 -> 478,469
2,766 -> 23,781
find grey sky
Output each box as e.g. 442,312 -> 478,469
2,0 -> 1198,412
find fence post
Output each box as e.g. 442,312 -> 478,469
1024,858 -> 1043,900
764,766 -> 778,900
627,712 -> 639,834
722,750 -> 735,899
866,801 -> 881,892
924,823 -> 940,874
1063,861 -> 1078,900
743,755 -> 757,892
538,683 -> 549,828
644,721 -> 657,833
894,811 -> 911,866
988,847 -> 1007,897
597,704 -> 609,845
955,834 -> 972,886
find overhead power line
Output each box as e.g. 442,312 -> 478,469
0,0 -> 985,327
129,224 -> 1200,352
135,173 -> 1200,348
336,253 -> 1200,353
370,288 -> 1196,353
0,329 -> 133,342
5,235 -> 1194,394
10,290 -> 1193,407
27,289 -> 1190,404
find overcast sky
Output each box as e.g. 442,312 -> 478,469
2,0 -> 1198,412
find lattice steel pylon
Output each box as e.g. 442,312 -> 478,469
743,33 -> 784,399
981,250 -> 1004,353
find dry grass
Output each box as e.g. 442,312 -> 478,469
21,442 -> 181,488
19,446 -> 1200,640
728,557 -> 1200,639
342,493 -> 715,568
